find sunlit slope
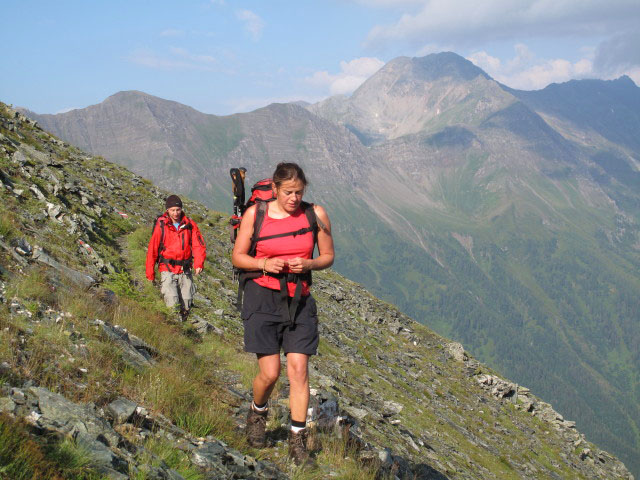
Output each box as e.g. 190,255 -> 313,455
333,113 -> 640,471
18,52 -> 640,475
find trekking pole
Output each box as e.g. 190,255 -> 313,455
229,167 -> 247,244
238,167 -> 247,214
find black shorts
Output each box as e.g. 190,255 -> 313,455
241,281 -> 319,355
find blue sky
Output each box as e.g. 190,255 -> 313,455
2,0 -> 639,116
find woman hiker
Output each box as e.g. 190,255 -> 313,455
231,162 -> 334,466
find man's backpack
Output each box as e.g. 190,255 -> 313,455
230,174 -> 318,324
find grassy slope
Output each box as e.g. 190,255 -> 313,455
332,146 -> 640,474
1,102 -> 633,479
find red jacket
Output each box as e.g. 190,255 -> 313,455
146,212 -> 206,281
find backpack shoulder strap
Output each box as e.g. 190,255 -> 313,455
302,202 -> 318,255
182,217 -> 194,249
151,215 -> 166,254
249,202 -> 268,257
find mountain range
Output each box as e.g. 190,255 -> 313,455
0,100 -> 634,480
21,51 -> 640,476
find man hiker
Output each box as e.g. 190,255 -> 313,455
146,195 -> 206,320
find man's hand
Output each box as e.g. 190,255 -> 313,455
194,267 -> 203,275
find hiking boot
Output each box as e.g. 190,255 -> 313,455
288,429 -> 314,467
180,307 -> 190,322
246,405 -> 268,448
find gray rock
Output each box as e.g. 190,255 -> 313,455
31,387 -> 120,447
312,395 -> 341,429
0,397 -> 15,413
191,440 -> 226,469
105,397 -> 138,425
32,246 -> 96,288
75,432 -> 129,476
379,448 -> 393,466
10,388 -> 26,404
382,400 -> 403,417
99,323 -> 155,370
15,238 -> 33,256
445,342 -> 467,362
190,315 -> 223,336
225,449 -> 246,467
342,405 -> 368,422
46,202 -> 63,220
12,150 -> 28,166
136,464 -> 186,480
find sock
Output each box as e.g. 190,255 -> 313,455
252,401 -> 268,412
291,419 -> 306,433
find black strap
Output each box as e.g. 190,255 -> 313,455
158,254 -> 193,269
254,226 -> 315,243
158,219 -> 165,254
236,270 -> 261,311
248,201 -> 269,256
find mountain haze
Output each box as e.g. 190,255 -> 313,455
21,52 -> 640,476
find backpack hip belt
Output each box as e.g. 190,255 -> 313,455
158,254 -> 193,271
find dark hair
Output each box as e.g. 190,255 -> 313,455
272,162 -> 307,188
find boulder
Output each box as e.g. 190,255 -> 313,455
105,397 -> 138,425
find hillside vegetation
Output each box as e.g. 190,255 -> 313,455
0,104 -> 635,480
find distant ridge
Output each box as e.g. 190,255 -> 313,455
19,51 -> 640,476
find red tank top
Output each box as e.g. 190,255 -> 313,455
253,204 -> 314,296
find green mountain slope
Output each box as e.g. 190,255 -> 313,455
3,102 -> 635,479
17,52 -> 640,476
507,76 -> 640,153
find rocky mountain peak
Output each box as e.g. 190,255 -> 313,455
309,51 -> 511,143
363,52 -> 490,90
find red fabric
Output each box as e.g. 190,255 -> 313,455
253,205 -> 314,296
145,213 -> 206,281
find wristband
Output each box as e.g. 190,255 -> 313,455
262,258 -> 268,275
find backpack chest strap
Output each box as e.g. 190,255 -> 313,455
254,226 -> 315,243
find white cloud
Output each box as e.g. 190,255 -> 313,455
127,47 -> 217,71
169,47 -> 216,64
160,29 -> 184,37
468,44 -> 594,90
365,0 -> 640,47
593,30 -> 640,77
306,57 -> 385,95
624,68 -> 640,86
348,0 -> 425,6
236,9 -> 265,41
